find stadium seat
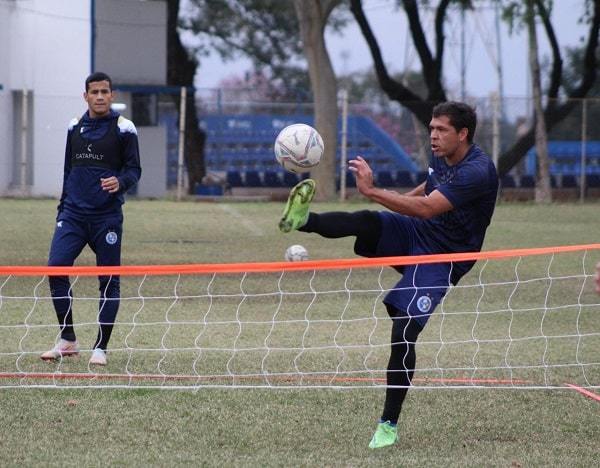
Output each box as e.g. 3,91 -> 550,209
397,170 -> 415,187
561,175 -> 578,188
345,170 -> 356,188
244,170 -> 263,187
586,174 -> 600,187
336,170 -> 356,190
376,170 -> 395,187
283,172 -> 300,187
263,171 -> 283,187
415,170 -> 428,185
520,175 -> 535,188
226,170 -> 244,187
500,175 -> 516,188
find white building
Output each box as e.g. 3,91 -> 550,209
0,0 -> 167,198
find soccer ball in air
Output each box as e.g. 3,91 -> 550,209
284,244 -> 309,262
274,124 -> 324,173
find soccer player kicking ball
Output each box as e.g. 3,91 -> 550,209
41,72 -> 141,366
279,102 -> 498,449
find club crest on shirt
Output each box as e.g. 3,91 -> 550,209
105,231 -> 118,245
416,295 -> 432,313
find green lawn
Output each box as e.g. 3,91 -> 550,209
0,198 -> 599,467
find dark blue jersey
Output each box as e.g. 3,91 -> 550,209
419,144 -> 498,281
58,110 -> 141,218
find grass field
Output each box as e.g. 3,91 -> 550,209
1,198 -> 599,466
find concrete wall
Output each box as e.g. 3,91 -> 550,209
137,126 -> 167,198
0,2 -> 13,192
0,0 -> 167,197
0,0 -> 91,196
95,0 -> 167,86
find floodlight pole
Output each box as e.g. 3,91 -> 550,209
20,89 -> 29,196
579,98 -> 587,203
339,89 -> 348,202
492,92 -> 500,168
177,86 -> 187,201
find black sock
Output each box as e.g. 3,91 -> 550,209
381,305 -> 423,424
300,210 -> 382,257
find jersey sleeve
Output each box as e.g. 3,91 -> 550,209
56,118 -> 79,215
116,116 -> 142,192
435,161 -> 494,209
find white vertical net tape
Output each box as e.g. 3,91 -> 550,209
0,249 -> 599,389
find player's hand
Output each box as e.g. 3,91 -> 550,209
348,156 -> 375,196
101,176 -> 120,193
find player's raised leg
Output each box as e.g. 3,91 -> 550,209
278,179 -> 316,233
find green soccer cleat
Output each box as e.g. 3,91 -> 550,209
278,178 -> 316,233
368,421 -> 398,449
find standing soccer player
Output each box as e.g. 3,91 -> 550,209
279,102 -> 498,449
41,72 -> 141,366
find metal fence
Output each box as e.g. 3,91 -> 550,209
4,86 -> 600,200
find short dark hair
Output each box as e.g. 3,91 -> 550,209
85,72 -> 112,91
432,101 -> 477,143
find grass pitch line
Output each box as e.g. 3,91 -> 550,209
217,204 -> 263,236
565,383 -> 600,402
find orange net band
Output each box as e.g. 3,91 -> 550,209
2,243 -> 599,277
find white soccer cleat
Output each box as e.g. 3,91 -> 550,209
89,348 -> 107,366
40,339 -> 80,361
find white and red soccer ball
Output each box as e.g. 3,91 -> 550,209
274,124 -> 324,174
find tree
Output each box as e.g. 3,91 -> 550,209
349,0 -> 600,176
293,0 -> 342,200
525,0 -> 551,202
180,0 -> 347,200
166,0 -> 206,194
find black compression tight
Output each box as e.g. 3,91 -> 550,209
299,210 -> 382,257
381,304 -> 423,424
300,211 -> 421,423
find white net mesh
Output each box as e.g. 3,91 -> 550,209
1,246 -> 599,389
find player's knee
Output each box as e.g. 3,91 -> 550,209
352,211 -> 382,257
48,256 -> 73,267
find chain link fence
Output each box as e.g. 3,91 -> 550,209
4,87 -> 600,200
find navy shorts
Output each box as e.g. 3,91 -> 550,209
375,211 -> 452,327
48,212 -> 123,268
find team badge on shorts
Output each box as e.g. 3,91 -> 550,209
416,295 -> 432,313
105,231 -> 118,245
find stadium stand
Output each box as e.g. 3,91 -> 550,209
415,170 -> 428,185
244,170 -> 263,187
520,175 -> 535,188
500,174 -> 516,188
200,114 -> 419,188
377,170 -> 395,187
587,173 -> 600,187
263,171 -> 283,187
397,170 -> 415,187
561,175 -> 577,188
526,141 -> 600,176
226,170 -> 244,188
283,172 -> 300,187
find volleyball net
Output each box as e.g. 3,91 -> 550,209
0,244 -> 599,390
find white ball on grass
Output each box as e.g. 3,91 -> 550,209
284,245 -> 309,262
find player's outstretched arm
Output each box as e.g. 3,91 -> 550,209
403,182 -> 426,197
349,156 -> 452,219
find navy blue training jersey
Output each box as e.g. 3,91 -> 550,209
58,110 -> 142,218
420,144 -> 498,280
